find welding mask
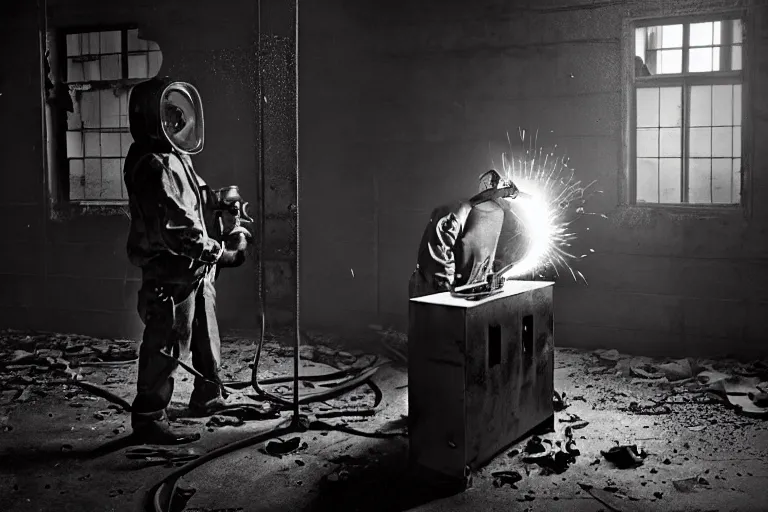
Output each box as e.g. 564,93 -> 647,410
129,77 -> 205,155
160,83 -> 204,154
478,170 -> 504,192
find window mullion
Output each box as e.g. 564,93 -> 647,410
681,23 -> 690,204
682,79 -> 690,203
121,29 -> 129,79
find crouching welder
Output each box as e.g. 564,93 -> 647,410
408,170 -> 524,299
123,77 -> 253,445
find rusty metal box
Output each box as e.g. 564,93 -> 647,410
407,280 -> 555,486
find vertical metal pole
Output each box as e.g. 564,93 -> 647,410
292,0 -> 301,423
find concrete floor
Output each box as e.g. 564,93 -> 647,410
0,329 -> 766,512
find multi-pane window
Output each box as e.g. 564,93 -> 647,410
63,28 -> 162,203
633,17 -> 744,205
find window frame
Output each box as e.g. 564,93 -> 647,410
622,10 -> 752,214
52,24 -> 154,207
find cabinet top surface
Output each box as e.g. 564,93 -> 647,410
410,280 -> 554,308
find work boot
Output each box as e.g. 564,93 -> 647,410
132,421 -> 201,445
188,396 -> 230,418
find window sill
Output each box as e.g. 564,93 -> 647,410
614,203 -> 747,226
630,202 -> 743,212
50,201 -> 131,222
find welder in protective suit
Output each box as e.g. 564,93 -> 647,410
123,77 -> 250,445
408,170 -> 523,299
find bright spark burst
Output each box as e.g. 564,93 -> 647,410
494,128 -> 600,284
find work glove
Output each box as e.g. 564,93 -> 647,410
217,232 -> 248,268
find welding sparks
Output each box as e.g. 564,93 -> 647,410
494,129 -> 599,284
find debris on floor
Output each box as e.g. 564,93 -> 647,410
672,476 -> 711,493
263,437 -> 307,458
590,348 -> 768,418
600,444 -> 647,469
521,426 -> 580,475
491,470 -> 523,488
553,390 -> 568,411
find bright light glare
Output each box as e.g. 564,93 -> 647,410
494,129 -> 599,283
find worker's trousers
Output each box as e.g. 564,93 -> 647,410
131,265 -> 222,428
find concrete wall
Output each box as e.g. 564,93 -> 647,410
2,0 -> 766,359
299,0 -> 768,358
0,0 -> 297,339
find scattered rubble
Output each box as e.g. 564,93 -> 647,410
600,444 -> 647,469
263,437 -> 307,458
672,476 -> 711,493
491,470 -> 523,488
553,390 -> 568,411
589,348 -> 768,419
521,426 -> 580,475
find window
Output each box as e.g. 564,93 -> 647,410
632,17 -> 744,205
61,28 -> 162,203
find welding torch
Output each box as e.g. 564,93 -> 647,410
470,180 -> 532,207
211,185 -> 255,241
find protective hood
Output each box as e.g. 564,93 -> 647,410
128,77 -> 204,155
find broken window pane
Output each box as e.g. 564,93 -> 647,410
659,128 -> 681,157
712,127 -> 732,157
688,158 -> 712,204
712,85 -> 734,126
659,87 -> 682,127
659,158 -> 681,203
690,22 -> 714,47
636,158 -> 659,203
689,127 -> 712,158
67,92 -> 82,130
636,88 -> 660,127
79,91 -> 101,128
711,158 -> 733,204
689,86 -> 712,127
69,159 -> 85,201
100,89 -> 121,128
66,131 -> 83,158
636,128 -> 659,158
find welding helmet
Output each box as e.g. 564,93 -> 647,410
129,77 -> 205,155
478,170 -> 503,192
